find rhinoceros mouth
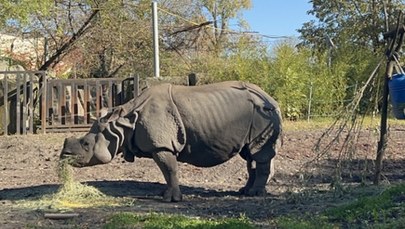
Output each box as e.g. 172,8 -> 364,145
60,151 -> 75,159
60,153 -> 83,166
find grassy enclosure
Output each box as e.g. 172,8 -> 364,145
1,118 -> 403,228
275,183 -> 405,229
104,213 -> 255,229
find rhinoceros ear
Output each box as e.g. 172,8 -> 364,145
116,112 -> 138,129
107,106 -> 127,122
99,108 -> 109,119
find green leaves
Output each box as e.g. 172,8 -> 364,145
0,0 -> 52,26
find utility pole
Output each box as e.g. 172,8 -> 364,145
152,1 -> 160,78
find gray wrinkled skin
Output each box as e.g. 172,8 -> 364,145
60,81 -> 283,202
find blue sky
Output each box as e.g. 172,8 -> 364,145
242,0 -> 314,38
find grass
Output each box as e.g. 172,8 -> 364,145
103,213 -> 255,229
17,159 -> 133,210
275,183 -> 405,228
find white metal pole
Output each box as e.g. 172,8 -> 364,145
152,1 -> 160,78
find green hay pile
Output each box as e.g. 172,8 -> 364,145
17,159 -> 132,210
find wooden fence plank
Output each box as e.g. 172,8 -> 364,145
58,82 -> 63,124
96,81 -> 100,118
16,73 -> 21,134
41,72 -> 47,133
3,73 -> 8,134
108,80 -> 113,110
22,73 -> 27,134
46,81 -> 53,126
28,73 -> 34,134
83,81 -> 89,124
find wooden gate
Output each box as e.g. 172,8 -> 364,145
1,71 -> 138,135
0,71 -> 45,135
43,76 -> 137,133
1,73 -> 195,135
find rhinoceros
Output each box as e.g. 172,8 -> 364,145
60,81 -> 282,202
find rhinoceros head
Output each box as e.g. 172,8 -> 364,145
60,107 -> 136,167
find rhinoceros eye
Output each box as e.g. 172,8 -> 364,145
81,140 -> 90,151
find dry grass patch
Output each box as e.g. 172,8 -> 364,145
17,159 -> 133,210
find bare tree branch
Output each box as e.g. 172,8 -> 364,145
39,9 -> 99,72
169,21 -> 213,36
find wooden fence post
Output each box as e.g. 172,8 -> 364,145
3,73 -> 8,135
133,74 -> 139,98
41,72 -> 47,134
188,73 -> 197,86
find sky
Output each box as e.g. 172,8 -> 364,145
242,0 -> 315,38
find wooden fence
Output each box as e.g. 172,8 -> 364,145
1,72 -> 138,135
1,72 -> 196,135
44,76 -> 138,132
1,71 -> 45,135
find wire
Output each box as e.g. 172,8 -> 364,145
157,6 -> 293,40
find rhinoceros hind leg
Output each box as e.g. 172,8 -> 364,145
152,151 -> 182,202
240,142 -> 276,196
246,160 -> 271,196
238,156 -> 256,195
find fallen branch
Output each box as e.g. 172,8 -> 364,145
44,213 -> 79,220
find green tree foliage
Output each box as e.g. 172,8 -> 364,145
299,0 -> 405,51
267,40 -> 347,119
0,0 -> 52,26
296,0 -> 405,117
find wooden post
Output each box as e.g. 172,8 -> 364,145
70,82 -> 75,124
188,73 -> 197,86
133,74 -> 139,98
84,81 -> 89,124
41,72 -> 47,133
96,80 -> 101,118
47,81 -> 53,126
3,73 -> 8,135
22,73 -> 27,134
115,81 -> 123,106
58,82 -> 64,125
28,73 -> 34,134
108,80 -> 113,110
16,73 -> 21,134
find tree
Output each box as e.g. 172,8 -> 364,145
0,0 -> 269,90
297,0 -> 402,111
299,0 -> 405,52
198,0 -> 251,54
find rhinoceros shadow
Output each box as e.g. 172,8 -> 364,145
0,181 -> 240,201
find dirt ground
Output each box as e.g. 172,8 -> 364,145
0,123 -> 404,228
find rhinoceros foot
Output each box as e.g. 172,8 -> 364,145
162,187 -> 182,202
239,186 -> 267,197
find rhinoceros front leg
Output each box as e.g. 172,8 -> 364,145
152,151 -> 182,202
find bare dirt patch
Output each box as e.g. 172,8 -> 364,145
0,124 -> 404,228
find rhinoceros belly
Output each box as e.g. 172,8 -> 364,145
173,84 -> 253,167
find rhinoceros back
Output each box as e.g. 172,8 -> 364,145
172,81 -> 278,167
